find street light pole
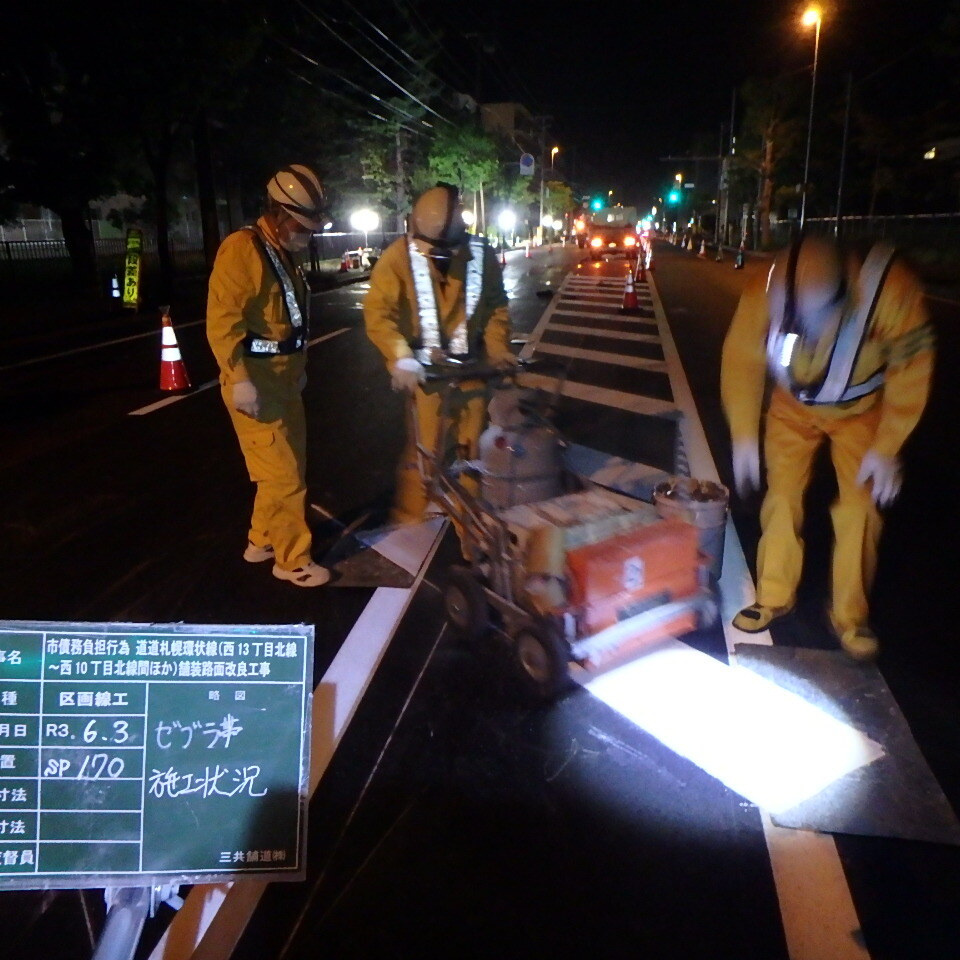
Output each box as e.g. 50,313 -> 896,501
800,7 -> 822,231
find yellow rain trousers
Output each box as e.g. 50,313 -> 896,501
722,255 -> 934,632
207,218 -> 311,571
364,237 -> 513,526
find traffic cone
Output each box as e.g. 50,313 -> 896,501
500,244 -> 507,267
339,252 -> 349,272
525,240 -> 532,259
159,309 -> 191,391
734,241 -> 745,270
634,255 -> 646,283
698,239 -> 707,258
686,236 -> 694,251
620,271 -> 639,312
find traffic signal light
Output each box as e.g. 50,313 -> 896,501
590,197 -> 603,211
667,190 -> 681,204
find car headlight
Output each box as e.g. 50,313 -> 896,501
624,235 -> 637,246
590,237 -> 603,248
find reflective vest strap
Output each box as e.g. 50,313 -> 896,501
809,242 -> 896,404
244,227 -> 307,330
407,238 -> 485,359
408,239 -> 441,357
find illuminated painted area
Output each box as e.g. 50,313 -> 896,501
583,637 -> 884,814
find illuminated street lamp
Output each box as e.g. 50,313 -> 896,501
800,6 -> 822,230
550,146 -> 559,169
497,209 -> 516,245
349,208 -> 379,248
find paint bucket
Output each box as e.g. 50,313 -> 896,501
652,477 -> 729,580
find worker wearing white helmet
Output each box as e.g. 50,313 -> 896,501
364,183 -> 515,527
721,234 -> 934,659
206,164 -> 330,587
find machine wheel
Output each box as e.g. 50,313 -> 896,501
444,566 -> 489,641
512,619 -> 570,700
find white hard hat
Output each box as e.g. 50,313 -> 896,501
767,235 -> 846,333
267,164 -> 325,229
409,183 -> 466,255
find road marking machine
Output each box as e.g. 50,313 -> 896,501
415,360 -> 720,699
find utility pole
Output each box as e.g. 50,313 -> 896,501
533,115 -> 551,245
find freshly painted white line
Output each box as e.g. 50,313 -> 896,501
531,341 -> 667,373
518,371 -> 680,418
355,517 -> 445,576
646,273 -> 869,960
127,328 -> 349,416
147,520 -> 449,960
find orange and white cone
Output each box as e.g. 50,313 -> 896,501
500,245 -> 507,267
159,310 -> 191,391
698,239 -> 707,258
525,240 -> 532,259
620,270 -> 639,311
339,252 -> 349,272
634,253 -> 646,283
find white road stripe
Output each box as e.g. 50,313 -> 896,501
543,323 -> 661,344
554,310 -> 657,324
532,341 -> 667,373
0,318 -> 205,373
646,274 -> 869,960
126,328 -> 350,415
518,371 -> 680,418
147,519 -> 449,960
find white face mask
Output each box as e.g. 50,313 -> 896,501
279,231 -> 310,253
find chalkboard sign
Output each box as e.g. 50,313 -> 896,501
0,621 -> 313,890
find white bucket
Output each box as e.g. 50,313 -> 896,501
652,477 -> 729,580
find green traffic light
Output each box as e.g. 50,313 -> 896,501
668,190 -> 680,204
590,197 -> 603,210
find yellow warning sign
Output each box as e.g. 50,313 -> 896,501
122,228 -> 143,310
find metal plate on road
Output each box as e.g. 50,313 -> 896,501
0,620 -> 313,889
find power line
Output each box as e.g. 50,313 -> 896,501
292,0 -> 451,125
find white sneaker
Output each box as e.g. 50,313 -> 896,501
243,541 -> 275,563
272,562 -> 330,587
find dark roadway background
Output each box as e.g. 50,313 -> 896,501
1,241 -> 959,958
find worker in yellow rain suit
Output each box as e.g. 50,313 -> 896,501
363,183 -> 515,535
206,164 -> 330,588
721,236 -> 934,659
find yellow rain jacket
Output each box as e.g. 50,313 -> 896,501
364,237 -> 513,527
206,217 -> 312,570
721,248 -> 934,632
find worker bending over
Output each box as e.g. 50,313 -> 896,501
721,235 -> 934,659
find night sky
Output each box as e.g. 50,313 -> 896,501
434,0 -> 952,205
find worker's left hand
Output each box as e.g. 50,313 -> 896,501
856,449 -> 902,507
492,353 -> 519,372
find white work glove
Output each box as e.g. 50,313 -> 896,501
231,380 -> 261,419
391,357 -> 426,393
856,449 -> 902,507
731,439 -> 761,498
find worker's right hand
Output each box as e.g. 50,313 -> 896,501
732,439 -> 761,498
231,379 -> 261,419
391,357 -> 426,393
